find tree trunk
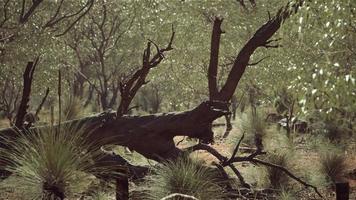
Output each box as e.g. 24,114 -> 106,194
222,114 -> 232,138
0,101 -> 227,165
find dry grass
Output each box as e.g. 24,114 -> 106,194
0,123 -> 119,199
320,151 -> 348,184
140,155 -> 227,200
0,119 -> 10,128
264,152 -> 291,189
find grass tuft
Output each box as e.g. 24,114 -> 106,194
0,123 -> 117,199
141,155 -> 227,200
277,188 -> 297,200
62,97 -> 82,120
264,152 -> 291,189
320,151 -> 347,184
238,108 -> 267,148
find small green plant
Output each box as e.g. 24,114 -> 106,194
320,151 -> 347,184
142,155 -> 227,200
0,123 -> 116,199
264,152 -> 290,189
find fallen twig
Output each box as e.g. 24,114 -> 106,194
160,193 -> 198,200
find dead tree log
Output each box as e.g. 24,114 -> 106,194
9,100 -> 227,159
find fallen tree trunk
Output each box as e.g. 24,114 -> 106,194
0,101 -> 228,163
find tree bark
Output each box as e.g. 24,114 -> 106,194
0,101 -> 228,163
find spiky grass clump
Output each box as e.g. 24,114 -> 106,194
142,156 -> 227,200
0,124 -> 112,199
277,188 -> 296,200
62,97 -> 82,120
238,109 -> 267,148
320,151 -> 347,184
264,152 -> 291,189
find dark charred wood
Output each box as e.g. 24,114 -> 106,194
0,101 -> 228,172
15,58 -> 39,128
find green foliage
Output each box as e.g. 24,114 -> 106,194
0,123 -> 116,199
141,155 -> 227,200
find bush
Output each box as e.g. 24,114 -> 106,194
62,97 -> 82,120
264,152 -> 291,189
307,111 -> 350,141
277,188 -> 297,200
320,151 -> 347,184
0,123 -> 115,199
142,155 -> 227,200
239,108 -> 267,149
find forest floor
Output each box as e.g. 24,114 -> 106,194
0,117 -> 355,199
176,118 -> 356,200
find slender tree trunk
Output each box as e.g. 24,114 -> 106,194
222,114 -> 232,138
100,91 -> 109,110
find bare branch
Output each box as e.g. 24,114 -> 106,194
251,158 -> 323,198
117,26 -> 175,116
183,137 -> 323,198
161,193 -> 198,200
0,0 -> 11,27
226,132 -> 244,165
34,87 -> 49,118
15,57 -> 39,128
19,0 -> 44,24
248,56 -> 269,66
236,0 -> 256,11
208,17 -> 224,100
218,0 -> 305,101
42,0 -> 65,28
55,0 -> 94,37
0,34 -> 15,43
183,143 -> 228,162
228,164 -> 250,188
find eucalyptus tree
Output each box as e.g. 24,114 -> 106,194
0,0 -> 95,118
246,0 -> 356,135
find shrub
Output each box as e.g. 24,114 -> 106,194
62,97 -> 82,120
239,108 -> 267,149
320,151 -> 347,184
277,188 -> 297,200
307,111 -> 350,142
142,155 -> 227,200
0,123 -> 116,199
264,152 -> 290,189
